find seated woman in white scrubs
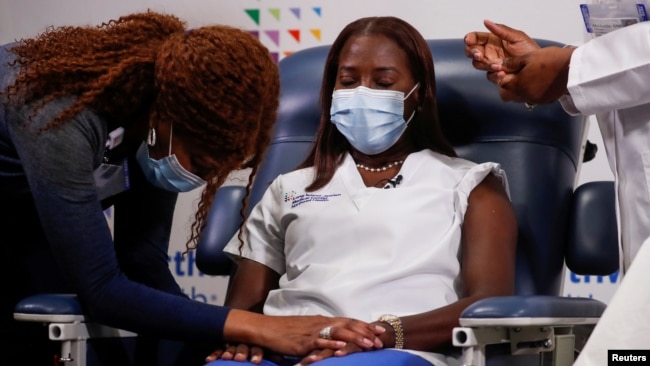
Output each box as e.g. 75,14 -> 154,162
205,16 -> 518,366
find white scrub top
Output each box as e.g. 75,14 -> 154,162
559,21 -> 650,273
224,149 -> 507,366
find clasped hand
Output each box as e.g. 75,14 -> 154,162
205,321 -> 387,365
464,19 -> 573,104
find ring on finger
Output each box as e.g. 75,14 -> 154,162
319,325 -> 333,340
524,102 -> 536,111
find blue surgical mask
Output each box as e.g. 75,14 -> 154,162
135,123 -> 206,192
330,83 -> 419,155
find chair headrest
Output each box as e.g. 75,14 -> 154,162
273,39 -> 584,169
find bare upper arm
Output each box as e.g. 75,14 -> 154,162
460,173 -> 518,298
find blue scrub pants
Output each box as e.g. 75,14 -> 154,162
205,349 -> 433,366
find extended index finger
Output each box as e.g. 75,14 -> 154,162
483,19 -> 527,43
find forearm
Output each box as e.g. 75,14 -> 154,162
224,258 -> 279,312
224,291 -> 266,313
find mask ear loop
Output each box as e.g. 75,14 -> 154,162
147,127 -> 157,147
404,82 -> 420,125
405,110 -> 416,125
404,82 -> 420,100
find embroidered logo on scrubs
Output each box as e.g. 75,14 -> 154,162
284,191 -> 297,202
284,191 -> 342,208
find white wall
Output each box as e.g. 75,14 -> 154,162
0,0 -> 617,304
1,0 -> 588,45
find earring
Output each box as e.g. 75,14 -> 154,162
147,127 -> 156,147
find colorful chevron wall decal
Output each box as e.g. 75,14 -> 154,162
288,29 -> 300,42
264,30 -> 280,46
242,5 -> 323,62
245,9 -> 260,26
310,29 -> 321,41
268,8 -> 280,21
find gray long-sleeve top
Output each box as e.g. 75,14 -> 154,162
0,42 -> 230,341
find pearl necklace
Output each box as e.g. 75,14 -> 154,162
356,160 -> 404,172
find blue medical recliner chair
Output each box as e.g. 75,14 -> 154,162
14,39 -> 618,366
196,39 -> 619,366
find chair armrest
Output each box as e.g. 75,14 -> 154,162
458,295 -> 606,327
567,181 -> 618,275
453,295 -> 606,365
14,293 -> 85,323
14,293 -> 137,343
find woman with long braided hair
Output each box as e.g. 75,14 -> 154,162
0,11 -> 383,365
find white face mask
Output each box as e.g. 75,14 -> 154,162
330,83 -> 418,155
135,123 -> 206,192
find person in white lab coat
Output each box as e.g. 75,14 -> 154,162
463,19 -> 650,366
464,19 -> 650,275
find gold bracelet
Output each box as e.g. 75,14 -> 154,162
378,314 -> 404,349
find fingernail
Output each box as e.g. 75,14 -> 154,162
363,338 -> 374,347
375,338 -> 384,348
375,324 -> 386,333
335,341 -> 346,347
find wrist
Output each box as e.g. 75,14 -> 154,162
377,314 -> 404,349
224,309 -> 261,345
562,46 -> 575,96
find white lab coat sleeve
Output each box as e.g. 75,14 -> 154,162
573,236 -> 650,366
566,21 -> 650,115
222,177 -> 287,275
